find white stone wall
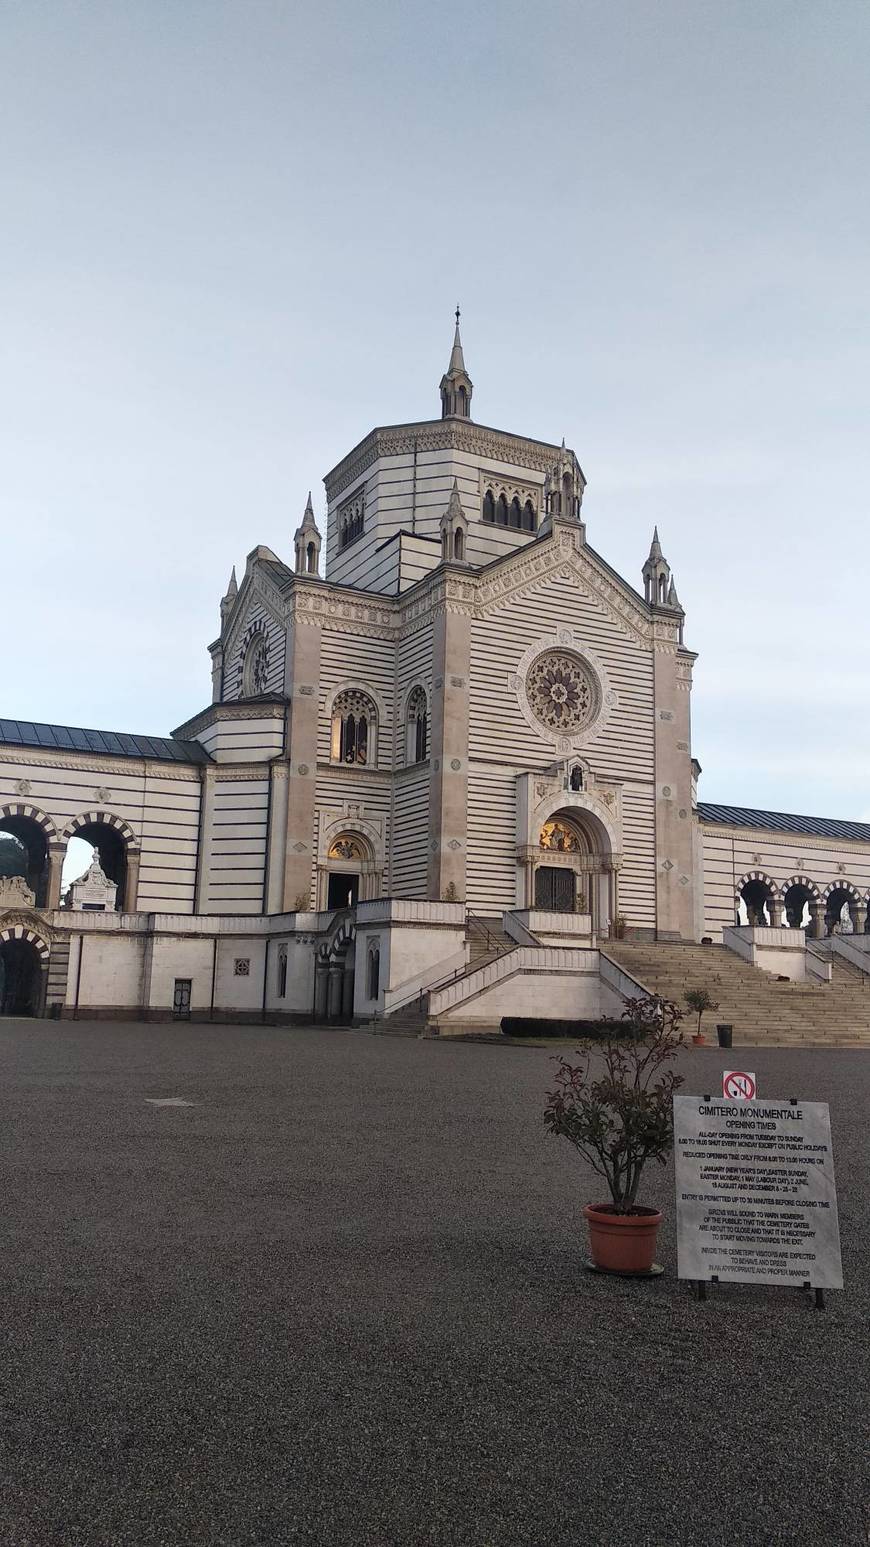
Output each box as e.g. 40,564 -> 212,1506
701,822 -> 870,939
0,750 -> 201,912
466,561 -> 656,924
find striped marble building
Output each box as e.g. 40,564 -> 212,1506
3,319 -> 869,1026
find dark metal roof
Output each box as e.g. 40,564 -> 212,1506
697,802 -> 870,843
0,718 -> 211,765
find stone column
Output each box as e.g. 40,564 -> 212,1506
652,629 -> 696,940
314,959 -> 329,1020
282,613 -> 322,911
428,586 -> 471,902
194,765 -> 217,914
341,967 -> 355,1020
264,760 -> 290,914
122,850 -> 140,913
327,963 -> 343,1020
852,903 -> 868,935
768,897 -> 783,927
46,846 -> 65,911
809,901 -> 825,939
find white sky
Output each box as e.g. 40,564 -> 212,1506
3,1 -> 869,819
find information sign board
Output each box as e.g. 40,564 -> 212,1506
674,1095 -> 843,1289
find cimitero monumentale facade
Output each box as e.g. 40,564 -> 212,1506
3,317 -> 870,1032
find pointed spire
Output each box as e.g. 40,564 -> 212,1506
648,526 -> 663,561
220,565 -> 238,624
447,307 -> 466,375
667,576 -> 680,608
447,476 -> 463,520
440,308 -> 473,419
294,490 -> 322,576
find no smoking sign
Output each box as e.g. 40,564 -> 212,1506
723,1070 -> 757,1100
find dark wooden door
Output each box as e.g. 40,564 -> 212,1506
534,867 -> 575,913
172,978 -> 192,1020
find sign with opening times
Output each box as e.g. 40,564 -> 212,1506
673,1095 -> 843,1290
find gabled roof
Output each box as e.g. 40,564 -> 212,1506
697,802 -> 870,843
0,718 -> 211,765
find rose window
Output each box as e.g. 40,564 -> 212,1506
525,650 -> 599,734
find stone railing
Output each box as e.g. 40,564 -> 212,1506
723,925 -> 814,982
428,946 -> 598,1017
382,944 -> 472,1015
509,909 -> 593,939
355,898 -> 466,928
598,951 -> 652,1000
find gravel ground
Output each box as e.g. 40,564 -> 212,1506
0,1019 -> 867,1547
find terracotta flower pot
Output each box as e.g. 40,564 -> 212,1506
691,1033 -> 705,1045
583,1203 -> 663,1273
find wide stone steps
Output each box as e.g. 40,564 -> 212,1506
605,941 -> 870,1046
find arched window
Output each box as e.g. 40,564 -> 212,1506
509,496 -> 522,528
562,471 -> 573,513
453,528 -> 464,560
496,493 -> 509,525
482,489 -> 495,523
441,530 -> 449,561
306,541 -> 316,573
540,820 -> 584,853
277,947 -> 288,998
457,386 -> 467,416
522,500 -> 536,531
406,685 -> 428,764
367,944 -> 380,1000
330,690 -> 378,766
328,835 -> 367,861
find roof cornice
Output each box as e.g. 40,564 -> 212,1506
324,419 -> 585,503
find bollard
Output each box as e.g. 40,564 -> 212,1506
716,1023 -> 733,1049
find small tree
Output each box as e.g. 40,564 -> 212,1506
543,996 -> 685,1214
684,987 -> 718,1040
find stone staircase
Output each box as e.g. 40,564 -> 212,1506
604,940 -> 870,1047
360,917 -> 517,1036
465,915 -> 516,969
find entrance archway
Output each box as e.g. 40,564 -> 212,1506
61,813 -> 139,912
313,916 -> 356,1022
737,873 -> 778,926
0,928 -> 49,1016
318,829 -> 380,912
525,807 -> 617,931
0,809 -> 53,908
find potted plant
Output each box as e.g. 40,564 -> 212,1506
684,987 -> 718,1045
543,996 -> 684,1274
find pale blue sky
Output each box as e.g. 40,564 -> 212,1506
3,0 -> 869,818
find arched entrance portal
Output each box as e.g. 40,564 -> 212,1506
526,808 -> 618,932
0,929 -> 49,1016
318,830 -> 381,912
313,916 -> 356,1022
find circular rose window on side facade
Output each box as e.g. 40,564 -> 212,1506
525,650 -> 600,735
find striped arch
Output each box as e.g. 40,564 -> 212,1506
62,811 -> 140,851
822,879 -> 862,904
735,870 -> 778,898
318,916 -> 356,961
0,802 -> 59,844
779,875 -> 821,902
0,923 -> 50,961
